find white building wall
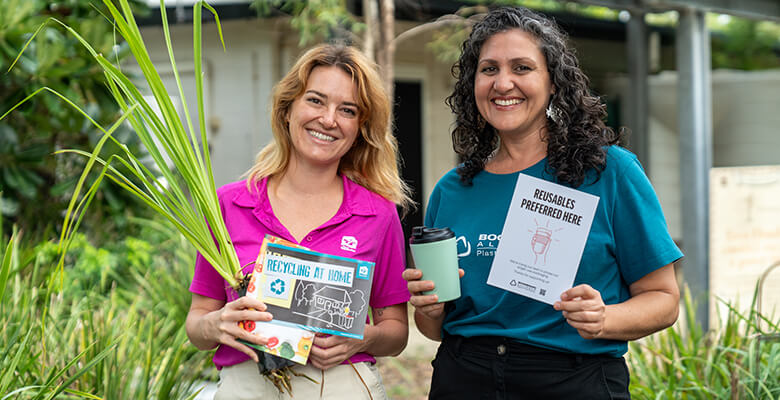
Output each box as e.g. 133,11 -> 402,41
711,70 -> 780,168
603,69 -> 780,241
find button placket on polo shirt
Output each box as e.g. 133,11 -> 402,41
251,202 -> 297,243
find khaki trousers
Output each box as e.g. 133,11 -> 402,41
213,360 -> 388,400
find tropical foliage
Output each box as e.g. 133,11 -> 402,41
711,18 -> 780,70
2,0 -> 245,289
0,0 -> 150,240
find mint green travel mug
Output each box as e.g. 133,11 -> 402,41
409,226 -> 461,302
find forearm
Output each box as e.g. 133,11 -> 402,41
414,309 -> 444,342
599,290 -> 679,341
185,308 -> 220,350
360,318 -> 409,357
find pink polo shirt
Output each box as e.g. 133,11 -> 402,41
190,174 -> 410,369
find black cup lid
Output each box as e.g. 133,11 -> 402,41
409,226 -> 455,244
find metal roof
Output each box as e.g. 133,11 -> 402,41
145,0 -> 780,22
574,0 -> 780,21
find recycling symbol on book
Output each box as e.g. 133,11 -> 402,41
270,278 -> 286,295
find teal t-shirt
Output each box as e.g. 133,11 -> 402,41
425,146 -> 682,357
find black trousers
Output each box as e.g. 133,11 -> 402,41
429,335 -> 631,400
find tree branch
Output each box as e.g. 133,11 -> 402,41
392,9 -> 486,48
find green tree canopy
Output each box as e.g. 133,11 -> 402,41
0,0 -> 150,240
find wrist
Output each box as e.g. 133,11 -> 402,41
594,304 -> 614,340
187,311 -> 219,350
414,309 -> 444,341
202,310 -> 222,345
415,308 -> 444,323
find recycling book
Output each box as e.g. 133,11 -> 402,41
239,235 -> 375,365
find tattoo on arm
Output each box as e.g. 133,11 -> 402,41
375,307 -> 387,316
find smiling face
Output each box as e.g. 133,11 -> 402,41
286,65 -> 361,171
474,28 -> 554,140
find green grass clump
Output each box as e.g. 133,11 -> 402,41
628,287 -> 780,399
1,223 -> 212,399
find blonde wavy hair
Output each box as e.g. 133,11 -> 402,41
245,44 -> 413,212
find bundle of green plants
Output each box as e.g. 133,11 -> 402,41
1,0 -> 300,391
628,287 -> 780,399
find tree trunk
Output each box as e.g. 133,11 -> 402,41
362,0 -> 378,62
377,0 -> 395,103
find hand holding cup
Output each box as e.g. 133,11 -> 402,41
408,226 -> 462,302
403,267 -> 464,320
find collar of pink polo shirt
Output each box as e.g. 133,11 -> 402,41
230,174 -> 379,231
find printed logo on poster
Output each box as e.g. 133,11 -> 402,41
357,265 -> 370,279
265,277 -> 290,299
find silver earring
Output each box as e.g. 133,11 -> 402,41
546,102 -> 561,125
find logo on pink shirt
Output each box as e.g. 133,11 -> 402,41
340,236 -> 358,252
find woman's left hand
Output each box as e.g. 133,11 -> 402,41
308,334 -> 366,370
554,284 -> 606,339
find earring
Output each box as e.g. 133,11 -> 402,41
546,101 -> 561,125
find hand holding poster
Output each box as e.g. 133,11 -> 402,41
240,236 -> 375,365
487,174 -> 599,304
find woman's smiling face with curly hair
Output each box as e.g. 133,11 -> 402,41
447,7 -> 621,186
474,29 -> 554,140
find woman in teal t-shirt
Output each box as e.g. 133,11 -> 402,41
403,7 -> 682,399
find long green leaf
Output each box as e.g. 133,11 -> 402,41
196,1 -> 225,191
0,329 -> 34,394
0,229 -> 17,305
2,386 -> 45,400
61,388 -> 104,400
42,340 -> 119,400
57,149 -> 234,280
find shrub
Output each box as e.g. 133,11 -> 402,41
0,223 -> 212,399
629,287 -> 780,399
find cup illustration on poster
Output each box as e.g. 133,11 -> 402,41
529,219 -> 563,265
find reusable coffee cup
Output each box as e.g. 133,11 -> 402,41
409,226 -> 461,302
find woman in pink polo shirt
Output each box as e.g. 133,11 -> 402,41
185,44 -> 413,399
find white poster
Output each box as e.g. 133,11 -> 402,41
487,173 -> 599,304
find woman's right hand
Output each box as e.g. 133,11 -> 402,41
402,268 -> 465,320
186,294 -> 274,362
402,268 -> 445,320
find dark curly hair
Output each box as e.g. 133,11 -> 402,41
446,6 -> 621,187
